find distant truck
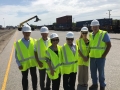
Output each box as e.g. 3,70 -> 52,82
18,15 -> 40,31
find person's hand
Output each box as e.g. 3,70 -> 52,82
19,66 -> 23,70
38,61 -> 43,68
101,55 -> 106,58
83,57 -> 89,62
50,69 -> 55,76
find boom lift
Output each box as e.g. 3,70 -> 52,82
18,15 -> 40,31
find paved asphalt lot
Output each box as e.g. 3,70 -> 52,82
0,30 -> 120,90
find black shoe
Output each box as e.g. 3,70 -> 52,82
100,86 -> 105,90
89,84 -> 98,90
45,88 -> 51,90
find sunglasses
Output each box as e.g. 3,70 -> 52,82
51,39 -> 59,42
82,32 -> 88,34
66,38 -> 74,41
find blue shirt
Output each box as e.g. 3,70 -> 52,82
92,32 -> 110,42
15,38 -> 30,66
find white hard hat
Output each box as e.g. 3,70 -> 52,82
22,25 -> 31,32
81,27 -> 88,32
66,31 -> 74,38
40,26 -> 49,33
50,33 -> 59,39
90,19 -> 100,26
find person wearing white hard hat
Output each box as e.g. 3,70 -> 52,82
45,33 -> 62,90
14,25 -> 37,90
76,27 -> 89,90
89,19 -> 111,90
34,26 -> 51,90
61,31 -> 78,90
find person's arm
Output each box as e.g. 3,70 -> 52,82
34,41 -> 43,67
47,61 -> 55,76
15,50 -> 23,70
78,50 -> 89,61
34,51 -> 43,67
102,42 -> 111,58
46,51 -> 55,76
102,33 -> 112,58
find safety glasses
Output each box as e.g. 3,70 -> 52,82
51,39 -> 59,42
66,38 -> 74,41
81,32 -> 88,34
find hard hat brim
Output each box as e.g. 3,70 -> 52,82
66,36 -> 74,38
23,31 -> 32,32
90,24 -> 100,26
81,30 -> 88,32
40,31 -> 49,33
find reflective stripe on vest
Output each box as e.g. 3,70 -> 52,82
90,31 -> 106,50
37,40 -> 46,61
46,51 -> 62,70
16,41 -> 35,62
63,45 -> 77,65
79,39 -> 82,52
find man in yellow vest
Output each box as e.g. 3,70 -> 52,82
89,20 -> 111,90
34,26 -> 51,90
14,25 -> 37,90
61,31 -> 78,90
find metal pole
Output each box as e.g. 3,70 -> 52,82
108,10 -> 112,19
108,10 -> 112,32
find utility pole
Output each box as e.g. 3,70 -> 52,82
108,10 -> 112,19
3,18 -> 5,28
108,10 -> 112,32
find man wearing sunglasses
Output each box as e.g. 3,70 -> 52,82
61,31 -> 78,90
89,20 -> 111,90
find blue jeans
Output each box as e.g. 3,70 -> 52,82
90,58 -> 106,87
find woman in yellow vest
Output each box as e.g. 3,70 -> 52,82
45,33 -> 62,90
61,31 -> 78,90
14,25 -> 37,90
76,27 -> 89,90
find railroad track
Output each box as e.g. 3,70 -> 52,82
0,30 -> 10,38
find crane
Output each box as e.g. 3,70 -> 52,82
18,15 -> 40,31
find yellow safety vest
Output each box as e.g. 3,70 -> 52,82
46,45 -> 62,80
89,30 -> 107,58
36,38 -> 51,69
76,38 -> 89,66
61,43 -> 78,74
14,37 -> 37,71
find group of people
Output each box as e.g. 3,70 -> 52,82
14,19 -> 111,90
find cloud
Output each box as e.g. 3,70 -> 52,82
0,0 -> 120,26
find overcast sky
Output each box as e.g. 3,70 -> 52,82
0,0 -> 120,27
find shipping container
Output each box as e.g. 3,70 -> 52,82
56,15 -> 72,30
56,15 -> 72,24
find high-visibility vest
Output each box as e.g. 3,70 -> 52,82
14,37 -> 37,71
36,38 -> 51,69
76,38 -> 89,66
46,45 -> 62,80
89,30 -> 107,58
61,43 -> 78,74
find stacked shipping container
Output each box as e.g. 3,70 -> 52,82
56,15 -> 72,30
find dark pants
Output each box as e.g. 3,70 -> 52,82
52,74 -> 61,90
90,58 -> 106,87
21,67 -> 37,90
63,72 -> 77,90
39,69 -> 51,90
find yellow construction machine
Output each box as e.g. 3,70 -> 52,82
18,15 -> 40,31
